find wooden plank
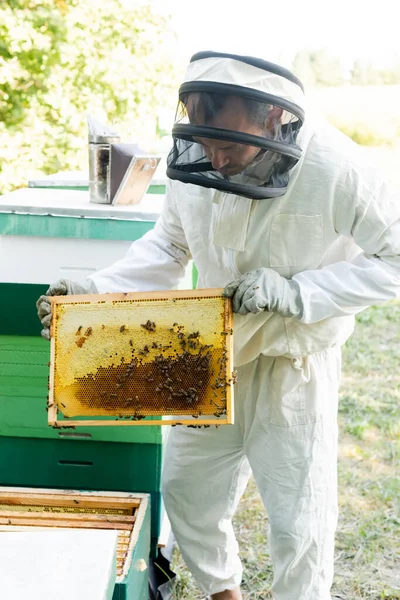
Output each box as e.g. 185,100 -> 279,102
0,511 -> 136,524
47,402 -> 58,426
51,417 -> 228,427
224,297 -> 235,426
48,334 -> 56,423
0,492 -> 139,510
0,517 -> 133,530
0,487 -> 147,500
117,530 -> 131,538
50,288 -> 225,306
119,492 -> 149,580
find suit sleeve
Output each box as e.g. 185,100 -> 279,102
89,181 -> 191,293
292,169 -> 400,324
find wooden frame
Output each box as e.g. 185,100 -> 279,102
0,486 -> 149,583
48,288 -> 234,428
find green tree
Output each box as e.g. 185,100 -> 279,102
0,0 -> 70,128
0,0 -> 179,193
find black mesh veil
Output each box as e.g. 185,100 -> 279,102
166,53 -> 305,200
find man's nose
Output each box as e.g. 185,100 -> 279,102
210,150 -> 229,170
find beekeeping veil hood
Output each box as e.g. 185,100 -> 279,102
166,51 -> 305,200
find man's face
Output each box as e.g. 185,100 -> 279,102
188,96 -> 267,176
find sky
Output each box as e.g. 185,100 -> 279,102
150,0 -> 400,69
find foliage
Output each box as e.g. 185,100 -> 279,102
0,0 -> 179,193
309,85 -> 400,150
0,0 -> 70,128
291,49 -> 400,89
292,49 -> 346,87
352,59 -> 400,86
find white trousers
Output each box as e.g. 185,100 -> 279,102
162,348 -> 341,599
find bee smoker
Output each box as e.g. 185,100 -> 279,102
88,115 -> 120,204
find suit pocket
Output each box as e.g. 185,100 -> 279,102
267,356 -> 322,427
269,214 -> 323,274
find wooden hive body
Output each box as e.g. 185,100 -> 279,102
0,486 -> 149,583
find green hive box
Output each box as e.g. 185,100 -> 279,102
0,436 -> 162,557
0,185 -> 172,557
0,485 -> 152,600
112,490 -> 152,600
113,494 -> 151,600
0,186 -> 165,445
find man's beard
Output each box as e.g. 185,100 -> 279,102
229,148 -> 279,186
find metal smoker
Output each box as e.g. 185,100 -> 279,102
88,115 -> 161,206
88,115 -> 121,204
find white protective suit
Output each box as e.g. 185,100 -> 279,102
90,56 -> 400,599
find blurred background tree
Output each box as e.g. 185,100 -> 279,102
292,49 -> 346,88
291,48 -> 400,88
0,0 -> 179,193
2,1 -> 400,195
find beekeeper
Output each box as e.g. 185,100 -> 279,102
37,51 -> 400,600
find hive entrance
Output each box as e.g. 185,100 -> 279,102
48,289 -> 234,427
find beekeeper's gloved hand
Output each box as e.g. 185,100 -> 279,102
223,268 -> 303,318
36,278 -> 98,340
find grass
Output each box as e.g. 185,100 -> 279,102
170,300 -> 400,599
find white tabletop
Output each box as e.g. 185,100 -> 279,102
28,168 -> 167,188
0,187 -> 164,221
0,529 -> 117,600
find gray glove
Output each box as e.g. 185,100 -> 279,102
223,268 -> 303,318
36,278 -> 98,340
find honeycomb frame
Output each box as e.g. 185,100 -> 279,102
48,289 -> 234,427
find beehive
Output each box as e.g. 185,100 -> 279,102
0,486 -> 149,581
48,289 -> 234,427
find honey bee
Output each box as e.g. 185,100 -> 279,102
188,331 -> 200,339
141,320 -> 156,332
120,325 -> 126,332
